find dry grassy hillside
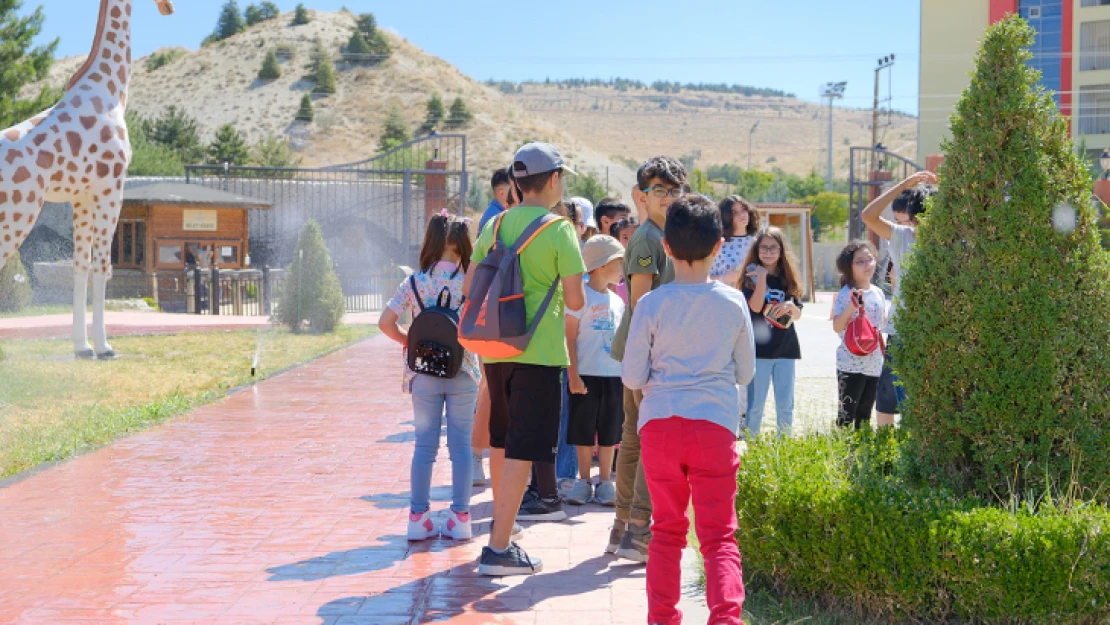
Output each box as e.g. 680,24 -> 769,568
31,10 -> 637,192
504,84 -> 918,177
27,8 -> 918,190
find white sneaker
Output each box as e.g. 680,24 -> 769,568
443,510 -> 472,540
472,455 -> 488,486
407,511 -> 438,541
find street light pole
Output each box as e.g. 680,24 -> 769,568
748,120 -> 760,170
820,81 -> 847,190
872,55 -> 895,172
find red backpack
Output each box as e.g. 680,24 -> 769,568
844,293 -> 885,356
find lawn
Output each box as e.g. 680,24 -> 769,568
0,305 -> 74,319
0,325 -> 377,478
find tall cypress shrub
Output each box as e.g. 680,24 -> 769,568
275,221 -> 345,333
896,15 -> 1110,500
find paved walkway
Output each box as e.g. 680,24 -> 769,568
0,335 -> 709,624
0,311 -> 380,340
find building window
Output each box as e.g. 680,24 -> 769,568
111,221 -> 146,268
1082,0 -> 1110,7
157,243 -> 183,266
1079,85 -> 1110,135
1081,20 -> 1110,70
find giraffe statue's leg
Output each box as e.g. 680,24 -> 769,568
89,192 -> 120,359
71,196 -> 96,359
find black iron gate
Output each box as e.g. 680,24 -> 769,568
847,146 -> 923,241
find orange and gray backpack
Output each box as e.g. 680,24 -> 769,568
458,212 -> 565,359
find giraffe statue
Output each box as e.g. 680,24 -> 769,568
0,0 -> 174,359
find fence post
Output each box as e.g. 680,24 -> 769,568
262,266 -> 271,315
458,171 -> 469,216
211,265 -> 220,316
193,266 -> 203,315
402,170 -> 412,265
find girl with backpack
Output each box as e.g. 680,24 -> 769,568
378,212 -> 482,541
741,228 -> 804,438
831,240 -> 887,430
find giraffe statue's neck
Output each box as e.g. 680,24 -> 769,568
65,0 -> 133,106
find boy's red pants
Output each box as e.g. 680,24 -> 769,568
640,417 -> 744,625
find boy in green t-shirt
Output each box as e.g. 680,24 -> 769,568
607,155 -> 688,563
468,142 -> 587,576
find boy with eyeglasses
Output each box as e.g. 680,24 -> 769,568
606,156 -> 688,563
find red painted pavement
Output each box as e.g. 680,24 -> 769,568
0,335 -> 705,624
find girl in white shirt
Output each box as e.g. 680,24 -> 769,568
831,240 -> 887,430
711,195 -> 760,286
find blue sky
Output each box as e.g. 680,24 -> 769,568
30,0 -> 922,114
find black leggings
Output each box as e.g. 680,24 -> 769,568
837,371 -> 879,430
530,462 -> 558,500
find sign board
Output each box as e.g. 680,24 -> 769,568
183,210 -> 218,231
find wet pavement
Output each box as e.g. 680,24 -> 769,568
0,335 -> 710,624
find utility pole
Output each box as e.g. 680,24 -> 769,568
748,120 -> 760,170
821,81 -> 847,189
872,55 -> 895,170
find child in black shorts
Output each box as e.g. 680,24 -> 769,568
565,235 -> 627,506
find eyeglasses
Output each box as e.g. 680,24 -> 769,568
853,257 -> 876,266
641,185 -> 687,199
758,245 -> 781,253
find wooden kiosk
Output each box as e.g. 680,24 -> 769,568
754,202 -> 816,302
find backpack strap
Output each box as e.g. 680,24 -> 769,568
408,275 -> 426,312
511,213 -> 566,255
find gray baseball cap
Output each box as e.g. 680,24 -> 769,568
512,142 -> 577,178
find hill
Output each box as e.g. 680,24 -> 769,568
499,82 -> 918,177
29,9 -> 638,193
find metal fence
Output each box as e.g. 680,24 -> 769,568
104,268 -> 387,316
184,133 -> 468,277
847,146 -> 922,241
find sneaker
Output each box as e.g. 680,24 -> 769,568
594,480 -> 616,506
478,542 -> 543,576
472,455 -> 488,487
566,479 -> 593,505
490,520 -> 524,542
557,477 -> 576,498
517,495 -> 567,521
615,523 -> 651,563
443,510 -> 472,540
605,521 -> 625,554
407,511 -> 438,541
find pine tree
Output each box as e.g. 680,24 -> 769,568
275,220 -> 346,334
295,93 -> 314,122
420,94 -> 445,134
292,3 -> 311,25
207,124 -> 251,166
0,2 -> 61,129
446,97 -> 473,128
378,104 -> 410,153
897,15 -> 1110,500
258,1 -> 280,20
312,46 -> 337,95
244,4 -> 263,26
346,31 -> 372,55
149,105 -> 206,164
258,49 -> 281,80
356,13 -> 376,38
0,251 -> 31,313
252,135 -> 301,167
213,0 -> 246,40
126,111 -> 185,176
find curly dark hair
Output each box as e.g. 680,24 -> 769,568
719,195 -> 760,240
636,156 -> 688,189
891,185 -> 935,221
835,239 -> 878,288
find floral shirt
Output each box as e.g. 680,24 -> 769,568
385,261 -> 482,393
832,285 -> 887,377
711,236 -> 754,282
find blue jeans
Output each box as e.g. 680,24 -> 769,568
556,371 -> 577,480
746,358 -> 797,438
410,374 -> 479,514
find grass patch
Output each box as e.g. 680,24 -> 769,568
0,325 -> 376,477
0,305 -> 73,319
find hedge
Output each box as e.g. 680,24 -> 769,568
736,431 -> 1110,623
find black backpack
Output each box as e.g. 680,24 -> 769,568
405,274 -> 465,379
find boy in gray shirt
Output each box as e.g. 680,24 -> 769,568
621,194 -> 754,625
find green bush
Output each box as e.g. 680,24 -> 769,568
291,3 -> 310,25
0,251 -> 32,313
275,221 -> 344,333
145,48 -> 186,72
896,16 -> 1110,501
736,432 -> 1110,623
295,93 -> 314,122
